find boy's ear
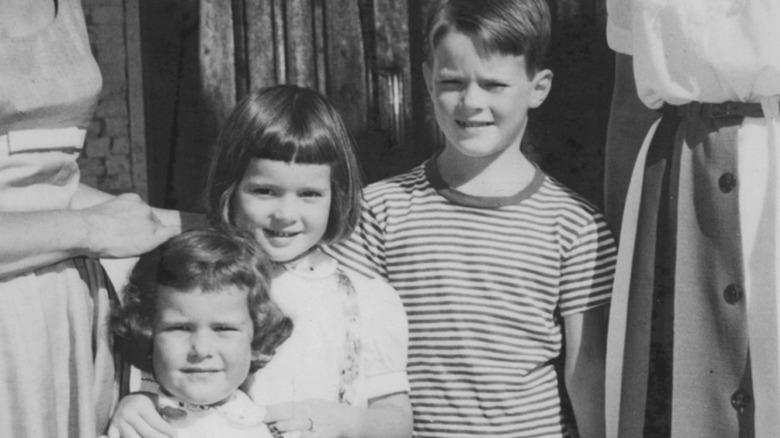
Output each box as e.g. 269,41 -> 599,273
528,69 -> 553,109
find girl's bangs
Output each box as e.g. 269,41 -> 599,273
252,124 -> 338,165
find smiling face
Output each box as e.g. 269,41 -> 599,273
232,158 -> 332,263
423,30 -> 551,162
152,285 -> 253,406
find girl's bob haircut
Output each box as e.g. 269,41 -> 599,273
205,85 -> 363,245
110,228 -> 292,374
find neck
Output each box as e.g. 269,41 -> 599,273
273,246 -> 325,275
437,143 -> 535,197
158,387 -> 234,411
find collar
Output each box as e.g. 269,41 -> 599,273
424,154 -> 545,208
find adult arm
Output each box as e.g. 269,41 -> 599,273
0,185 -> 180,279
73,183 -> 203,230
109,391 -> 413,438
264,392 -> 413,438
563,306 -> 608,438
603,53 -> 659,238
106,392 -> 178,438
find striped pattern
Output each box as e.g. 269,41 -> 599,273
327,161 -> 616,437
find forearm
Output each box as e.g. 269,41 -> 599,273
344,394 -> 413,438
72,183 -> 114,208
0,192 -> 181,279
565,348 -> 606,438
266,393 -> 412,438
74,183 -> 202,229
563,307 -> 608,438
0,209 -> 90,278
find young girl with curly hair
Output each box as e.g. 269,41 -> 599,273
110,228 -> 292,437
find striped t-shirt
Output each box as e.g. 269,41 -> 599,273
326,159 -> 616,437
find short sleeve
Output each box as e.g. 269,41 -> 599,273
558,213 -> 617,316
607,0 -> 633,55
352,273 -> 410,401
325,194 -> 389,280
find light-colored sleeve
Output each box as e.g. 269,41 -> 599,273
352,273 -> 410,401
606,0 -> 633,55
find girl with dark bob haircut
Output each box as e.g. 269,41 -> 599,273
205,84 -> 362,244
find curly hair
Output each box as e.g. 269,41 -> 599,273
110,228 -> 292,374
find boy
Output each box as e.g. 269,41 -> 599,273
326,1 -> 616,437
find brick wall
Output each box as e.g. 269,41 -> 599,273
78,0 -> 147,198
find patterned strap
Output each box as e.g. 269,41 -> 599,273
337,270 -> 361,405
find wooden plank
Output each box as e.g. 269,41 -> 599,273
554,0 -> 580,25
232,0 -> 248,97
199,0 -> 236,123
374,0 -> 410,145
139,0 -> 189,207
124,0 -> 148,198
244,0 -> 277,89
285,0 -> 316,87
324,0 -> 367,135
273,0 -> 286,84
313,0 -> 327,92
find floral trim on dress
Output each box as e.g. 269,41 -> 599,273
337,269 -> 361,405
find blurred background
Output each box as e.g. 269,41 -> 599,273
78,0 -> 614,213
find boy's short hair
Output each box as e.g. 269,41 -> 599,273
205,85 -> 363,245
425,0 -> 551,74
111,228 -> 292,374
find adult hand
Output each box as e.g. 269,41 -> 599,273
81,193 -> 180,258
265,399 -> 351,438
106,392 -> 182,438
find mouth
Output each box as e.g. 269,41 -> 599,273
456,120 -> 493,128
264,229 -> 301,238
181,368 -> 221,374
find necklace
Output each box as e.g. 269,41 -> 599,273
158,388 -> 234,412
277,247 -> 321,273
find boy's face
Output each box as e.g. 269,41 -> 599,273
423,30 -> 552,161
152,285 -> 254,406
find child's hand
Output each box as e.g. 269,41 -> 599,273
265,399 -> 350,438
107,392 -> 181,438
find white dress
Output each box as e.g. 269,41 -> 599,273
245,255 -> 409,407
157,389 -> 274,438
606,1 -> 780,436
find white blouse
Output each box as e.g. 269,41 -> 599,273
245,256 -> 409,407
607,0 -> 780,108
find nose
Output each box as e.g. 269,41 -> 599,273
187,330 -> 215,362
460,82 -> 485,110
270,195 -> 297,224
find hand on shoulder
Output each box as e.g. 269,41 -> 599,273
79,193 -> 180,258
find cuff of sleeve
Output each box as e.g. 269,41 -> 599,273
607,21 -> 633,55
560,292 -> 611,317
364,370 -> 410,401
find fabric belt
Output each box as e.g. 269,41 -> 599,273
674,99 -> 780,120
0,127 -> 86,156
